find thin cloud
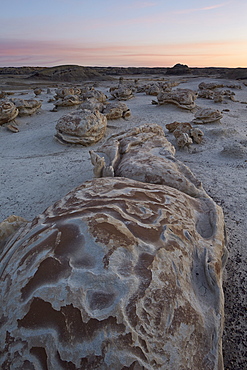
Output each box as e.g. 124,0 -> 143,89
175,2 -> 231,15
0,37 -> 246,67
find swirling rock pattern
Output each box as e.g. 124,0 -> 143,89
0,101 -> 18,125
0,215 -> 27,251
0,177 -> 226,369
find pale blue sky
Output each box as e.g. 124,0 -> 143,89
1,0 -> 247,67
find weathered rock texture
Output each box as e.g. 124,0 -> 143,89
0,176 -> 226,369
81,87 -> 107,103
157,89 -> 197,110
0,101 -> 18,125
54,87 -> 82,98
192,108 -> 223,124
166,122 -> 204,146
11,99 -> 42,116
103,102 -> 131,120
54,95 -> 82,108
90,124 -> 206,197
110,86 -> 134,100
0,215 -> 27,251
55,109 -> 107,145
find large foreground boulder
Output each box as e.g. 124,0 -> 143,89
0,176 -> 226,369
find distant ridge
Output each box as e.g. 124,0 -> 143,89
0,64 -> 246,81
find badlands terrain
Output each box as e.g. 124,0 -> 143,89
0,66 -> 246,368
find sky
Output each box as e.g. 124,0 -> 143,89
1,0 -> 247,68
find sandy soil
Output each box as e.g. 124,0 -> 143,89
0,74 -> 246,369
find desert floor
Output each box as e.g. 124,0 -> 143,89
0,74 -> 246,369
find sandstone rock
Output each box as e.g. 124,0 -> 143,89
0,91 -> 7,99
0,215 -> 28,251
157,88 -> 197,110
193,108 -> 223,124
166,121 -> 192,133
55,87 -> 81,99
103,102 -> 131,120
55,109 -> 107,145
160,80 -> 182,90
54,95 -> 82,108
0,176 -> 226,369
33,88 -> 42,96
190,127 -> 204,144
198,88 -> 237,103
11,98 -> 42,116
175,132 -> 193,149
90,124 -> 208,198
198,82 -> 224,90
145,83 -> 161,96
0,101 -> 19,125
198,89 -> 215,100
81,87 -> 107,103
6,123 -> 19,133
110,86 -> 134,100
79,98 -> 105,112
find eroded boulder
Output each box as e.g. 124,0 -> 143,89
55,109 -> 107,145
90,124 -> 206,197
193,107 -> 223,124
0,176 -> 226,369
110,86 -> 134,100
0,101 -> 19,125
54,95 -> 82,108
11,99 -> 42,116
103,102 -> 131,120
54,87 -> 81,99
81,87 -> 107,103
157,88 -> 197,110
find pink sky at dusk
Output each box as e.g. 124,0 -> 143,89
1,0 -> 247,68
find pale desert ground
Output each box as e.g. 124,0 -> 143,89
0,73 -> 246,369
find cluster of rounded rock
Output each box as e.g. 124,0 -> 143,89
0,98 -> 41,132
1,78 -> 241,149
0,122 -> 227,369
0,85 -> 132,142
